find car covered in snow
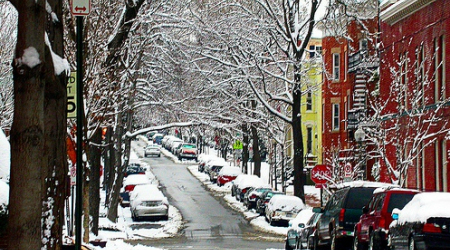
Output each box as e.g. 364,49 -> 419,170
177,143 -> 198,161
120,174 -> 153,207
285,208 -> 314,250
242,186 -> 272,209
388,192 -> 450,250
130,184 -> 169,221
216,166 -> 241,186
234,175 -> 267,202
265,195 -> 305,226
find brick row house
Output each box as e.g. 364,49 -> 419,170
321,0 -> 450,191
378,0 -> 450,191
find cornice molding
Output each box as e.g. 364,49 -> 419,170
380,0 -> 437,25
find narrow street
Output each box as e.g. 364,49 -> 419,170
131,140 -> 284,250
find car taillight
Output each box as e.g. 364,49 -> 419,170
250,194 -> 257,199
379,217 -> 386,229
339,208 -> 346,223
242,189 -> 248,194
264,200 -> 269,204
422,223 -> 442,233
125,185 -> 136,192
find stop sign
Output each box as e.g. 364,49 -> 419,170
310,164 -> 332,185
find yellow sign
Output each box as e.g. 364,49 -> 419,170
233,140 -> 243,150
67,72 -> 77,118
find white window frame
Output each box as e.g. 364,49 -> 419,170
332,103 -> 340,131
333,53 -> 340,81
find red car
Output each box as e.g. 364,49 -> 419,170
353,187 -> 419,250
216,166 -> 241,186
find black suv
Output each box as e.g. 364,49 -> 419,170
313,182 -> 395,250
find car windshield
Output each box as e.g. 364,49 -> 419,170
387,193 -> 416,213
345,188 -> 377,209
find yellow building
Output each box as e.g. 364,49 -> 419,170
286,37 -> 323,169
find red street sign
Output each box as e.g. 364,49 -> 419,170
71,0 -> 90,16
310,164 -> 332,185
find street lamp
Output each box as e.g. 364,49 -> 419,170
354,127 -> 366,179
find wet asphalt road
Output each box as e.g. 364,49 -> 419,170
132,141 -> 283,250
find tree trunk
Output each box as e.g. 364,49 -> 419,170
89,128 -> 102,235
8,1 -> 46,249
42,1 -> 68,249
251,125 -> 261,177
107,112 -> 125,222
242,124 -> 249,174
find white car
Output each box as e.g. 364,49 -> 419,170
120,174 -> 153,207
130,184 -> 169,221
144,145 -> 161,157
265,195 -> 305,226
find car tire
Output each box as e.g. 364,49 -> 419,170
158,154 -> 161,157
285,240 -> 294,250
408,237 -> 415,250
354,229 -> 366,250
369,231 -> 382,250
330,227 -> 341,250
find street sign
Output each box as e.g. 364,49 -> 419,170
310,164 -> 332,185
67,72 -> 77,118
71,0 -> 90,16
233,140 -> 243,150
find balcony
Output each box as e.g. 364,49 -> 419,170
348,50 -> 379,73
347,109 -> 366,130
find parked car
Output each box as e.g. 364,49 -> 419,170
216,166 -> 241,187
388,192 -> 450,250
285,208 -> 314,250
152,133 -> 164,145
204,158 -> 227,176
313,181 -> 397,250
120,174 -> 153,207
296,210 -> 322,250
177,143 -> 198,161
234,175 -> 267,201
231,174 -> 249,197
353,187 -> 419,250
242,186 -> 272,209
171,141 -> 183,155
130,184 -> 169,221
144,144 -> 161,157
255,190 -> 285,215
197,155 -> 217,172
265,195 -> 305,226
124,163 -> 146,177
208,164 -> 225,183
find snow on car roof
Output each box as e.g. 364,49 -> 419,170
331,180 -> 397,190
268,195 -> 305,211
133,187 -> 167,203
219,166 -> 241,176
397,192 -> 450,224
289,208 -> 314,229
123,174 -> 152,186
237,175 -> 267,189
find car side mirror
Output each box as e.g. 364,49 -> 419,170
298,223 -> 305,228
362,206 -> 369,214
392,208 -> 400,220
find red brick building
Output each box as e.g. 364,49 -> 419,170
378,0 -> 450,191
321,17 -> 379,182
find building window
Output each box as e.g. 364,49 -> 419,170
309,45 -> 322,58
435,35 -> 447,101
443,140 -> 448,191
307,127 -> 313,154
333,53 -> 340,81
360,38 -> 368,52
332,103 -> 340,131
436,141 -> 442,191
415,44 -> 425,105
306,91 -> 312,111
400,52 -> 408,109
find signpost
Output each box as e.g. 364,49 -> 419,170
310,164 -> 332,207
71,0 -> 90,16
72,2 -> 90,249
